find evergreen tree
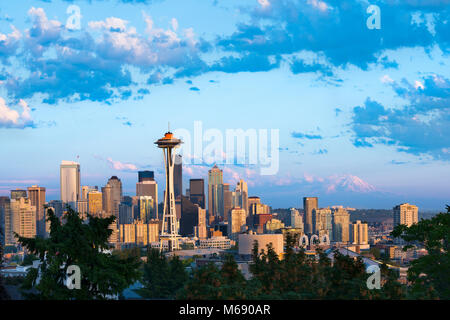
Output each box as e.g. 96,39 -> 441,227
16,207 -> 141,300
392,205 -> 450,299
218,254 -> 246,299
178,262 -> 222,299
139,248 -> 187,299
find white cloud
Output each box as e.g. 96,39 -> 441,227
380,74 -> 394,84
307,0 -> 331,12
106,158 -> 138,171
0,97 -> 34,129
258,0 -> 271,9
414,80 -> 425,90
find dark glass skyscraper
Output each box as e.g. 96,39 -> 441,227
303,197 -> 318,235
138,171 -> 154,182
189,179 -> 205,209
174,154 -> 182,199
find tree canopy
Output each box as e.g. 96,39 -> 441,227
16,206 -> 141,300
392,205 -> 450,299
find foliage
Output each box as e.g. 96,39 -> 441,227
21,254 -> 38,266
16,207 -> 141,300
392,205 -> 450,299
138,248 -> 187,299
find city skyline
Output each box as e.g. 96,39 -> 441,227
0,0 -> 449,210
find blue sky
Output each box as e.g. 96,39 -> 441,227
0,0 -> 449,210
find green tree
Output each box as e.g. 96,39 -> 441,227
139,248 -> 187,299
16,207 -> 141,300
392,205 -> 450,299
218,254 -> 246,299
21,254 -> 38,266
179,262 -> 228,299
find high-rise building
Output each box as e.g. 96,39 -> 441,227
60,161 -> 80,208
138,170 -> 155,182
179,196 -> 206,238
139,196 -> 154,223
351,220 -> 368,245
208,165 -> 224,223
248,196 -> 261,208
332,207 -> 350,243
228,207 -> 246,241
48,200 -> 63,218
119,220 -> 159,246
174,154 -> 182,199
265,218 -> 285,233
0,197 -> 10,246
253,213 -> 273,233
9,198 -> 36,245
234,180 -> 249,214
290,208 -> 303,230
189,179 -> 205,209
312,208 -> 333,238
118,196 -> 134,225
82,186 -> 98,201
136,179 -> 158,219
76,200 -> 88,220
303,197 -> 318,235
393,203 -> 418,227
88,190 -> 103,216
10,189 -> 27,200
223,183 -> 232,222
102,176 -> 122,218
249,202 -> 271,215
27,185 -> 46,237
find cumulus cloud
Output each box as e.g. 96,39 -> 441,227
0,97 -> 34,129
1,8 -> 207,104
350,74 -> 450,160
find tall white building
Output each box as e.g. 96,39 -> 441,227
351,220 -> 368,245
60,161 -> 80,207
393,203 -> 418,227
290,208 -> 303,229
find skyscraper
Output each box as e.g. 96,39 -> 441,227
393,203 -> 418,227
60,161 -> 80,208
139,196 -> 154,223
10,189 -> 27,200
189,179 -> 205,209
290,208 -> 303,230
136,179 -> 158,219
351,220 -> 368,245
0,197 -> 10,246
28,185 -> 46,237
88,190 -> 103,216
303,197 -> 318,235
179,196 -> 206,238
228,207 -> 246,241
332,207 -> 350,243
82,186 -> 98,201
312,208 -> 332,238
223,183 -> 232,222
174,154 -> 182,199
102,176 -> 122,218
208,164 -> 224,223
138,170 -> 154,182
235,179 -> 249,214
9,198 -> 36,245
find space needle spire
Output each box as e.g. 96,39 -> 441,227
155,128 -> 182,252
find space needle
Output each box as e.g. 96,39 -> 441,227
155,127 -> 182,252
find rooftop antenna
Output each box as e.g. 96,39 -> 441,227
168,121 -> 170,132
